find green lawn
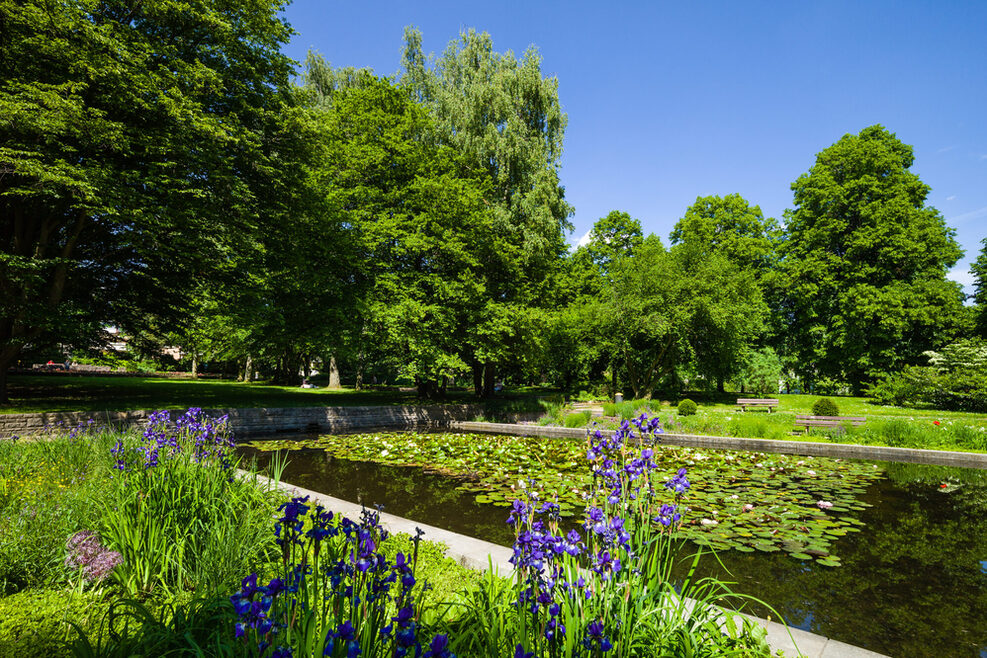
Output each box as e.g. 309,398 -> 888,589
1,374 -> 474,414
683,392 -> 987,425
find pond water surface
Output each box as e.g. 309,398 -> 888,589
239,438 -> 987,658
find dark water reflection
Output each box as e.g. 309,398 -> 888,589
239,443 -> 987,658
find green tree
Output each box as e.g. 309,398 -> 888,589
401,27 -> 573,395
670,195 -> 774,390
0,0 -> 295,401
316,74 -> 494,397
586,211 -> 644,275
778,125 -> 966,392
669,194 -> 778,277
972,238 -> 987,338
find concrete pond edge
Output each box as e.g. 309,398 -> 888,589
253,473 -> 886,658
449,420 -> 987,470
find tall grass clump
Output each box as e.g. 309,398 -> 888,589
562,410 -> 592,428
102,409 -> 280,595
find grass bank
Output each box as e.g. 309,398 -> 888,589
0,374 -> 543,418
539,393 -> 987,453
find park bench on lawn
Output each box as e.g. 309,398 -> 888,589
794,415 -> 866,433
736,398 -> 779,412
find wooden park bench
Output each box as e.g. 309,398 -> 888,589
736,398 -> 779,412
794,415 -> 866,433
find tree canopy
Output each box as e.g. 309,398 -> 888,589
0,0 -> 295,400
777,125 -> 966,392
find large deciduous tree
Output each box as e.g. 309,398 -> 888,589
669,194 -> 776,390
401,27 -> 573,395
315,74 -> 494,398
0,0 -> 295,401
778,125 -> 966,392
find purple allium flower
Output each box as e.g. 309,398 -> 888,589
65,531 -> 122,582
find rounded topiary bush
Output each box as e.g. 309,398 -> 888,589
677,399 -> 698,416
812,397 -> 839,417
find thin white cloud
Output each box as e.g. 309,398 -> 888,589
938,145 -> 957,153
980,154 -> 987,160
948,206 -> 987,224
948,266 -> 975,287
576,230 -> 592,248
946,195 -> 957,201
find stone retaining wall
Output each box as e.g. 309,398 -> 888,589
0,405 -> 484,439
450,421 -> 987,470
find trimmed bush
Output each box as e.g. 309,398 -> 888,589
677,399 -> 698,416
812,397 -> 839,417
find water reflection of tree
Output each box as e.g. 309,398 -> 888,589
687,483 -> 987,658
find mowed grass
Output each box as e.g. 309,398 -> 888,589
677,393 -> 987,425
1,374 -> 472,414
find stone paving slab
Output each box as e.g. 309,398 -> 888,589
255,473 -> 889,658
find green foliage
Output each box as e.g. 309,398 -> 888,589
739,347 -> 783,396
867,366 -> 936,406
973,237 -> 987,338
778,125 -> 966,392
678,399 -> 699,416
812,398 -> 840,417
670,194 -> 779,278
70,595 -> 242,658
871,419 -> 921,448
103,437 -> 279,595
562,410 -> 591,427
0,430 -> 114,593
0,589 -> 107,658
586,210 -> 644,273
0,0 -> 296,400
401,28 -> 573,395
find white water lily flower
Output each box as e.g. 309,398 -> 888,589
817,501 -> 833,509
743,504 -> 755,511
729,495 -> 739,500
700,519 -> 718,526
806,470 -> 816,476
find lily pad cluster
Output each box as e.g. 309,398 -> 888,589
245,432 -> 884,565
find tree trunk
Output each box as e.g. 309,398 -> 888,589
0,361 -> 8,404
243,355 -> 253,382
328,355 -> 341,389
472,362 -> 483,397
191,354 -> 199,377
483,363 -> 495,398
717,376 -> 725,394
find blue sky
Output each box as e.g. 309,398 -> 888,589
279,0 -> 987,293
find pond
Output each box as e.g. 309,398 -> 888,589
239,434 -> 987,658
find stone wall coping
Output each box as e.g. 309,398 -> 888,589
449,421 -> 987,470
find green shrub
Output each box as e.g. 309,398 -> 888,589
601,402 -> 617,416
562,411 -> 592,428
677,399 -> 698,416
811,397 -> 839,417
0,589 -> 107,658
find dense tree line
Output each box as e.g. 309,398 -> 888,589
1,1 -> 982,403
